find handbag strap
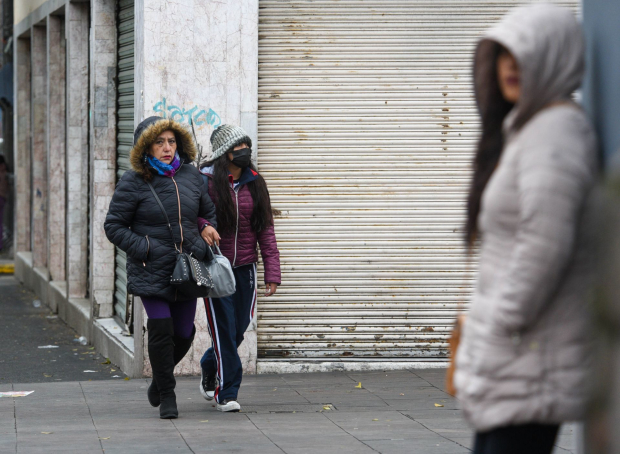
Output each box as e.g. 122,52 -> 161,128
146,181 -> 179,252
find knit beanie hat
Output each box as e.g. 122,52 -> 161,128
210,124 -> 252,160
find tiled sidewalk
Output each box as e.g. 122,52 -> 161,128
1,369 -> 578,453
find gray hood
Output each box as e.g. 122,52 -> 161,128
474,4 -> 584,133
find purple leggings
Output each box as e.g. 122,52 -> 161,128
141,297 -> 197,339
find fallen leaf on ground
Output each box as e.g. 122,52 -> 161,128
101,359 -> 111,365
434,403 -> 444,407
322,405 -> 331,410
83,370 -> 96,373
355,382 -> 362,388
200,420 -> 209,423
41,432 -> 53,435
372,419 -> 379,421
124,377 -> 130,381
99,437 -> 110,440
110,369 -> 116,372
43,374 -> 52,378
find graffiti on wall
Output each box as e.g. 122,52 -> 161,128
153,97 -> 221,129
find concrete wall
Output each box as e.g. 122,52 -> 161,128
65,2 -> 89,299
136,0 -> 259,376
14,36 -> 31,253
31,24 -> 47,270
89,0 -> 117,319
47,14 -> 66,283
13,1 -> 88,319
14,0 -> 47,25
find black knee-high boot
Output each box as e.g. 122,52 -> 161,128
148,325 -> 196,408
147,318 -> 178,419
173,325 -> 196,364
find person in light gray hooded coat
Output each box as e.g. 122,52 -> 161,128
454,4 -> 599,453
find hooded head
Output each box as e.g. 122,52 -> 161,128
130,116 -> 198,179
465,4 -> 584,245
474,4 -> 584,133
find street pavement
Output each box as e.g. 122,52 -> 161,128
1,276 -> 579,453
0,276 -> 125,384
1,370 -> 579,454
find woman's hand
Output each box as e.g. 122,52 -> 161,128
264,283 -> 278,297
201,225 -> 221,246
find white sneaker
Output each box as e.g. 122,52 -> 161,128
199,370 -> 217,401
217,399 -> 241,412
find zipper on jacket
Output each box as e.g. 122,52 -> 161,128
143,235 -> 150,267
171,177 -> 184,252
171,176 -> 181,302
233,187 -> 240,266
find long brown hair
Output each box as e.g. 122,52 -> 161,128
208,154 -> 278,236
465,42 -> 514,245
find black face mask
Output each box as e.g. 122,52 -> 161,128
230,147 -> 252,169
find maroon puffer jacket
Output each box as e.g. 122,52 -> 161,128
199,167 -> 281,285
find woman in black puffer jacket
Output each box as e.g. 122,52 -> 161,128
104,116 -> 219,419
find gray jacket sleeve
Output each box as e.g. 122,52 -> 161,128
104,173 -> 150,262
491,117 -> 595,333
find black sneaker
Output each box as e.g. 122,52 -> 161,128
199,369 -> 217,401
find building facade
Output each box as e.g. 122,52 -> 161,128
13,0 -> 578,377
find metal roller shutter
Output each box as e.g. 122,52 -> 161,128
257,0 -> 578,362
113,0 -> 135,322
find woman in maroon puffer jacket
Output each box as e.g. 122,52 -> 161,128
196,124 -> 281,412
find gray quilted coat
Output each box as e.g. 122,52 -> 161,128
454,5 -> 599,431
104,117 -> 217,302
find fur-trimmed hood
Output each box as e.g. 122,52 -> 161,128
129,116 -> 198,178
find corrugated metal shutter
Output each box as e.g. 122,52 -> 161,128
113,0 -> 134,322
257,0 -> 578,362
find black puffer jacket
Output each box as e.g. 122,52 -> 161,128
104,117 -> 217,302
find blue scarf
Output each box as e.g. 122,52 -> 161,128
147,152 -> 181,177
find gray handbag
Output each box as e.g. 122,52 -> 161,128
206,244 -> 236,298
